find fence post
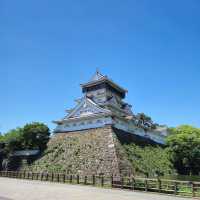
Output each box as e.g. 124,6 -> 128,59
70,175 -> 73,183
192,182 -> 195,197
77,175 -> 79,184
145,179 -> 148,192
132,177 -> 135,190
63,174 -> 65,183
57,174 -> 59,182
157,178 -> 161,193
36,173 -> 39,180
121,177 -> 124,189
51,173 -> 54,182
46,173 -> 49,181
101,176 -> 104,187
92,175 -> 95,186
174,181 -> 177,195
19,171 -> 21,179
41,173 -> 44,181
18,171 -> 21,179
111,176 -> 113,188
84,176 -> 87,185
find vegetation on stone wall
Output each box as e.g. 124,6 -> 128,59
124,125 -> 200,177
25,128 -> 133,176
124,144 -> 174,177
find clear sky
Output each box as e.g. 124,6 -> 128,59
0,0 -> 200,133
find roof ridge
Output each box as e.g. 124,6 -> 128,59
90,69 -> 105,82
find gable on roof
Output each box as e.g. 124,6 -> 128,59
65,96 -> 111,119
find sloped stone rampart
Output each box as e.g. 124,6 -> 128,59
28,126 -> 133,176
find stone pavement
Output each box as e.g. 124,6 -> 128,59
0,177 -> 192,200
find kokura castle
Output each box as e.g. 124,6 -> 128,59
29,70 -> 168,176
53,70 -> 167,144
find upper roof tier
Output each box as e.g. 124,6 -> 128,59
80,70 -> 128,98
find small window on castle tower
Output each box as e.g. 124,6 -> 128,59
97,120 -> 102,123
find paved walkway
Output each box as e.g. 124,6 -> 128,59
0,177 -> 192,200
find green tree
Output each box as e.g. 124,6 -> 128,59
167,125 -> 200,175
22,122 -> 50,151
0,134 -> 4,143
135,113 -> 157,131
2,128 -> 23,153
124,144 -> 173,177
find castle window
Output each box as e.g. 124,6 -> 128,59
97,120 -> 102,123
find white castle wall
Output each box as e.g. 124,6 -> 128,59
55,116 -> 166,144
54,117 -> 113,133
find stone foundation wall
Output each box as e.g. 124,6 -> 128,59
28,126 -> 133,176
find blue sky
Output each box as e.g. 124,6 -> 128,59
0,0 -> 200,133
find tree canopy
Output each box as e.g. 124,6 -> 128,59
23,122 -> 50,151
167,125 -> 200,175
0,122 -> 50,154
135,113 -> 158,131
0,128 -> 23,153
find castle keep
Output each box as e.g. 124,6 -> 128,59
54,70 -> 167,145
32,71 -> 167,176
